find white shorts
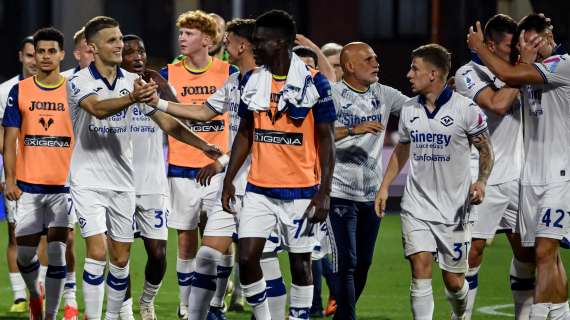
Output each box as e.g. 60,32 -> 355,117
72,187 -> 136,242
401,211 -> 471,274
238,192 -> 316,254
134,194 -> 169,241
520,181 -> 570,247
4,193 -> 16,223
14,192 -> 74,237
312,222 -> 331,260
471,180 -> 519,239
203,189 -> 238,237
167,174 -> 223,230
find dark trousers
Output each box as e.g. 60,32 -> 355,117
311,255 -> 335,313
328,197 -> 381,320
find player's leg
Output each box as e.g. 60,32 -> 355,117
104,190 -> 136,320
260,252 -> 287,320
63,227 -> 79,320
310,257 -> 324,316
237,192 -> 276,319
401,212 -> 436,320
507,232 -> 536,319
134,194 -> 168,320
321,255 -> 337,316
168,177 -> 201,319
38,235 -> 48,290
354,201 -> 381,301
7,219 -> 28,313
328,197 -> 357,320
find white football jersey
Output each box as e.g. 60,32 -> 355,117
130,104 -> 168,196
520,54 -> 570,185
399,87 -> 488,224
331,81 -> 408,201
0,74 -> 20,183
67,64 -> 151,191
206,72 -> 250,195
455,60 -> 523,185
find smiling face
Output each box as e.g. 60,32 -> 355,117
35,40 -> 64,73
122,39 -> 146,74
91,27 -> 124,65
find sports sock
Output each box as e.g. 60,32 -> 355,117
289,283 -> 313,320
464,266 -> 480,319
510,258 -> 535,320
410,278 -> 434,320
530,303 -> 550,320
83,258 -> 106,320
17,245 -> 41,298
188,246 -> 221,319
140,281 -> 162,305
9,272 -> 27,301
120,296 -> 135,320
105,262 -> 130,320
45,241 -> 67,318
445,279 -> 469,319
261,257 -> 286,320
39,264 -> 48,287
211,254 -> 233,308
63,271 -> 77,307
176,257 -> 195,308
242,279 -> 271,319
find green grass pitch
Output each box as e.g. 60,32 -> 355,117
0,215 -> 568,319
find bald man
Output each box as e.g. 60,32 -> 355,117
328,42 -> 408,320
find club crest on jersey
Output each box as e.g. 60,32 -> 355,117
79,217 -> 86,228
38,117 -> 54,131
440,115 -> 454,127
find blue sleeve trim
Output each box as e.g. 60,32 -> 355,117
2,84 -> 21,128
312,73 -> 337,124
229,65 -> 239,75
532,64 -> 548,84
17,181 -> 69,194
77,92 -> 97,108
205,101 -> 223,115
145,108 -> 158,117
246,183 -> 318,200
472,84 -> 492,103
159,67 -> 169,81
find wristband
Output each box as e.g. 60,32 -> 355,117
156,99 -> 169,112
217,154 -> 230,167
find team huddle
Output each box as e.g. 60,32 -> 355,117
0,7 -> 568,320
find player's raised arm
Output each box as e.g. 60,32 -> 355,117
375,142 -> 410,217
295,34 -> 336,82
467,21 -> 544,86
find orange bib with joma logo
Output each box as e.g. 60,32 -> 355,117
167,58 -> 231,168
16,77 -> 74,186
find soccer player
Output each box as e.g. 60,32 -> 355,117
321,42 -> 343,81
221,10 -> 336,320
0,35 -> 37,314
329,42 -> 408,320
375,44 -> 493,320
61,27 -> 94,77
3,27 -> 75,320
121,33 -> 222,320
152,18 -> 290,320
468,13 -> 570,319
66,15 -> 161,320
158,10 -> 236,319
455,14 -> 533,319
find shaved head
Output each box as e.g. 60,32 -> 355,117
339,42 -> 379,89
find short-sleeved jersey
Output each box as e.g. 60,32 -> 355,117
331,81 -> 407,201
61,66 -> 81,79
0,75 -> 21,119
520,54 -> 570,185
455,59 -> 523,185
205,72 -> 250,195
162,58 -> 236,173
398,87 -> 488,224
238,70 -> 336,200
67,63 -> 151,191
130,104 -> 166,196
2,76 -> 73,192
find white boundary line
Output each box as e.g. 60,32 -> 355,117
477,304 -> 515,317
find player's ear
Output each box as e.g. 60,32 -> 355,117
60,50 -> 65,61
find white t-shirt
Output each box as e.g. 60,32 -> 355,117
520,54 -> 570,185
399,88 -> 488,224
331,81 -> 408,202
67,64 -> 152,191
130,104 -> 167,196
0,75 -> 21,183
455,60 -> 523,185
205,72 -> 251,195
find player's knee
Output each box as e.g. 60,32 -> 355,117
146,240 -> 167,262
238,251 -> 258,270
442,273 -> 465,292
17,245 -> 38,266
289,254 -> 312,285
86,245 -> 106,261
110,256 -> 130,268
